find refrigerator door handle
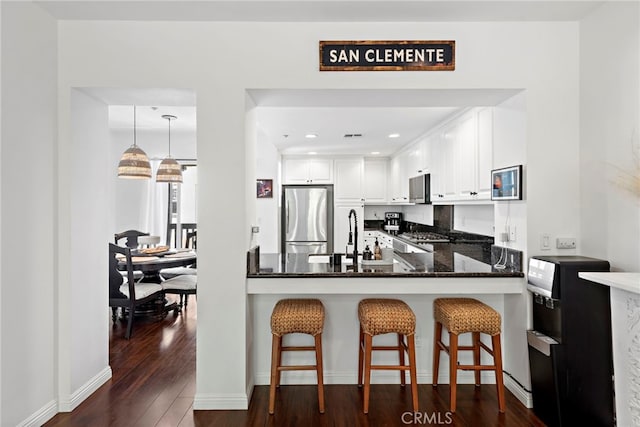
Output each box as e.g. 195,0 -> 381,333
286,200 -> 290,235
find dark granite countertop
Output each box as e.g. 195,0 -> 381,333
247,245 -> 523,278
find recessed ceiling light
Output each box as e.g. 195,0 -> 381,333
305,134 -> 318,139
308,151 -> 317,155
388,133 -> 400,139
371,151 -> 380,155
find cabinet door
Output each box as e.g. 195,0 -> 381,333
363,159 -> 388,203
429,133 -> 445,201
334,158 -> 364,202
442,123 -> 458,201
334,204 -> 364,254
283,158 -> 311,184
476,107 -> 493,200
456,113 -> 478,200
390,149 -> 410,203
308,158 -> 333,183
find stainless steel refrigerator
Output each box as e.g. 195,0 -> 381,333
281,185 -> 333,254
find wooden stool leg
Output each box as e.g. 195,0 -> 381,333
363,334 -> 373,414
473,332 -> 481,386
275,335 -> 283,386
398,333 -> 406,386
492,334 -> 506,413
269,334 -> 281,414
407,334 -> 419,412
315,334 -> 325,414
449,332 -> 459,413
432,321 -> 442,386
357,326 -> 364,387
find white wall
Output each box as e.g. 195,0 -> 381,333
255,127 -> 280,252
54,19 -> 581,410
1,2 -> 58,425
491,91 -> 530,396
5,8 -> 628,420
68,89 -> 111,406
580,1 -> 640,272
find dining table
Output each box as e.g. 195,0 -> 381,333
117,248 -> 197,318
118,248 -> 197,283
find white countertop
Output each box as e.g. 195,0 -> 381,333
579,272 -> 640,295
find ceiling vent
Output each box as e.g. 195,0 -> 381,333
344,133 -> 363,138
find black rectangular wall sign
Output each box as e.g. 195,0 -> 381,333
319,40 -> 455,71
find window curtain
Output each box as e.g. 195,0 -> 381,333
140,159 -> 169,243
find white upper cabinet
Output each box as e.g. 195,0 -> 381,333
363,158 -> 388,204
428,107 -> 493,203
455,112 -> 478,200
282,157 -> 333,184
406,138 -> 429,178
476,107 -> 494,199
389,149 -> 410,203
334,157 -> 364,203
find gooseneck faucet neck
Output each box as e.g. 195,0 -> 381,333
348,209 -> 358,266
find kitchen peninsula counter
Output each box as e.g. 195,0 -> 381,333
247,250 -> 524,295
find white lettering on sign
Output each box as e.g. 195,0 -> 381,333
329,49 -> 360,63
359,48 -> 446,64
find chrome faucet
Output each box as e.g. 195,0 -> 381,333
347,209 -> 358,267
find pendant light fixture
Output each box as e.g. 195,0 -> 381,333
156,114 -> 183,183
118,105 -> 152,179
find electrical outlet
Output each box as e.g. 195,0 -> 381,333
556,237 -> 576,249
251,226 -> 260,233
415,336 -> 422,348
509,225 -> 516,242
541,234 -> 551,250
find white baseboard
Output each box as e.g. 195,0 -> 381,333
58,366 -> 113,412
193,392 -> 250,410
17,399 -> 58,427
504,375 -> 533,408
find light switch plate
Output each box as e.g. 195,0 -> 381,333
541,234 -> 551,250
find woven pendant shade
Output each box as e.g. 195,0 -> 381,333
118,145 -> 152,179
156,114 -> 183,183
156,156 -> 183,183
118,105 -> 151,179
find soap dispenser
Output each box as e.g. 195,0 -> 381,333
363,245 -> 373,260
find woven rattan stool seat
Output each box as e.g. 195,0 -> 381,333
433,298 -> 501,336
270,298 -> 325,337
358,298 -> 416,336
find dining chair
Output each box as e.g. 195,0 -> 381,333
109,243 -> 164,339
114,230 -> 150,281
114,230 -> 150,249
160,227 -> 197,309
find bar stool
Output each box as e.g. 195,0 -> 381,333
269,298 -> 325,415
432,297 -> 505,413
357,298 -> 418,414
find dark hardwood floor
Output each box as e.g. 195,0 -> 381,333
45,297 -> 545,426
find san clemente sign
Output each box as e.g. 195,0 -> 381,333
319,40 -> 455,71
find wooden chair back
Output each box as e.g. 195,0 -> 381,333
167,223 -> 197,248
114,230 -> 150,249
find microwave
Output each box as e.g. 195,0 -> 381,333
409,174 -> 431,204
